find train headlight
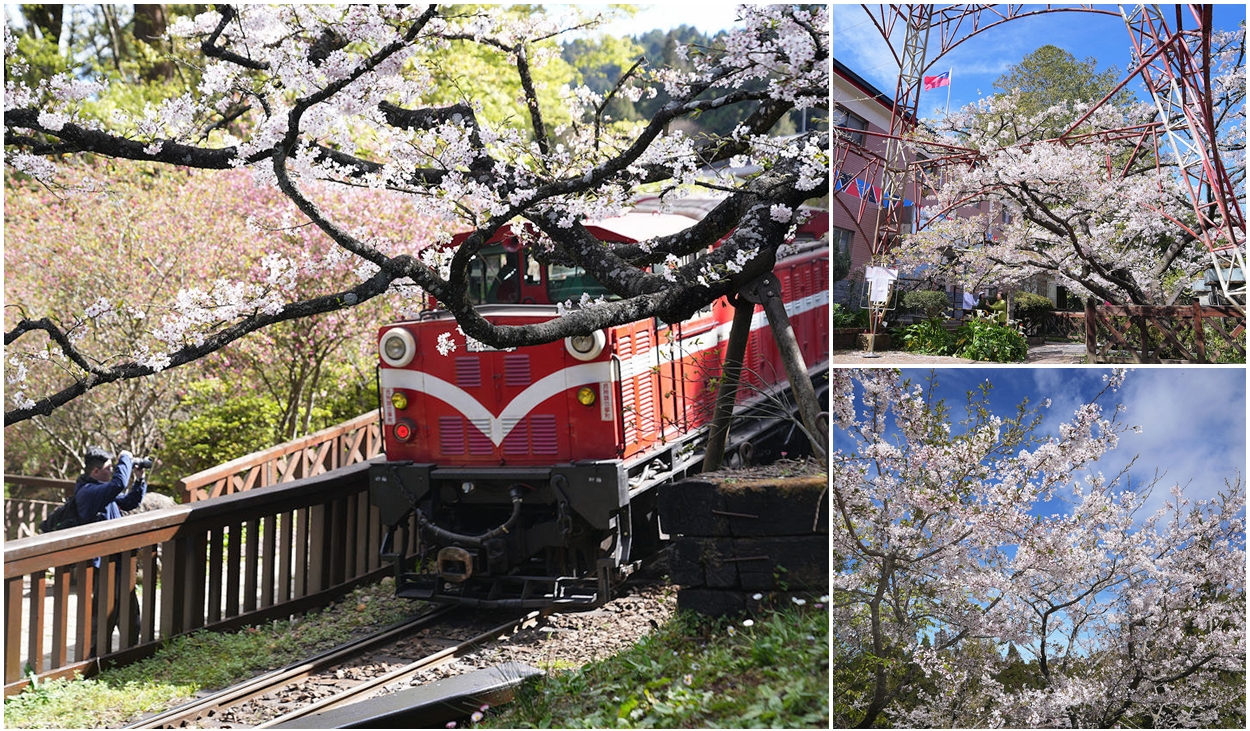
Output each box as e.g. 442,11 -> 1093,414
380,328 -> 416,368
576,387 -> 597,406
390,392 -> 409,410
564,330 -> 606,361
393,419 -> 416,442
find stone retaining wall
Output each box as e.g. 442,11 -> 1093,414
658,474 -> 827,616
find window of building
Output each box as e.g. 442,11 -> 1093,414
833,106 -> 867,146
833,226 -> 854,257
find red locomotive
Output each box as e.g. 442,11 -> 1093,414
369,208 -> 829,608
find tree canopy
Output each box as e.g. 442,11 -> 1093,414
992,44 -> 1129,124
897,27 -> 1245,305
3,4 -> 830,426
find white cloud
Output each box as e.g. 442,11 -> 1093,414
1109,368 -> 1246,513
832,4 -> 900,92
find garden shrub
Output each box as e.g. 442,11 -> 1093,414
900,318 -> 955,355
954,319 -> 1028,362
1012,292 -> 1054,336
160,380 -> 284,478
831,304 -> 859,329
902,290 -> 950,319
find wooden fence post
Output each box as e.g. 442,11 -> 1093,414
1084,298 -> 1098,362
1191,299 -> 1207,362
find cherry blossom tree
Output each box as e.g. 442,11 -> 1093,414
4,159 -> 447,476
4,4 -> 829,426
831,369 -> 1246,728
895,27 -> 1245,306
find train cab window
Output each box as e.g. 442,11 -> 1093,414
468,246 -> 522,305
548,263 -> 613,303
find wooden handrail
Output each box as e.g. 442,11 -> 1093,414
177,411 -> 382,502
1084,301 -> 1245,363
4,459 -> 398,695
4,475 -> 76,492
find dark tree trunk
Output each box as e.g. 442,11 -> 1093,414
133,4 -> 175,81
701,297 -> 754,472
22,4 -> 63,44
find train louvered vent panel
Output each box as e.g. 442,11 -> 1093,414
501,417 -> 524,455
636,331 -> 655,433
504,355 -> 531,387
503,415 -> 558,455
455,357 -> 482,388
530,415 -> 558,454
619,335 -> 637,441
439,416 -> 465,455
468,418 -> 493,454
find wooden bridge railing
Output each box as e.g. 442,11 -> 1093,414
4,476 -> 75,541
1084,300 -> 1246,363
3,499 -> 60,541
178,411 -> 383,503
3,460 -> 405,696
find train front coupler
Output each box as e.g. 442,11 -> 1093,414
414,485 -> 525,583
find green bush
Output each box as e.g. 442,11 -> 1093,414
1012,292 -> 1054,336
159,380 -> 284,478
900,318 -> 955,355
831,304 -> 859,329
954,319 -> 1028,362
902,290 -> 950,319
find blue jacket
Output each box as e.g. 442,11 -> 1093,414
75,452 -> 146,567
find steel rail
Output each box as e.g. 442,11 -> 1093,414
255,608 -> 552,728
125,606 -> 457,729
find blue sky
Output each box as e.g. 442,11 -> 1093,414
894,367 -> 1247,518
833,2 -> 1247,120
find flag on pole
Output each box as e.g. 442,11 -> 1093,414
923,70 -> 951,91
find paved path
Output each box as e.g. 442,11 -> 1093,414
832,342 -> 1087,365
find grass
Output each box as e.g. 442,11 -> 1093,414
479,598 -> 830,729
5,582 -> 831,729
2,577 -> 421,729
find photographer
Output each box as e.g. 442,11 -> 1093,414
75,447 -> 149,654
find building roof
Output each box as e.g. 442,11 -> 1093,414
833,57 -> 895,112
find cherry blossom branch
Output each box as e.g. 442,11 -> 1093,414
5,268 -> 400,426
200,4 -> 269,71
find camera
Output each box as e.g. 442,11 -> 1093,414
134,457 -> 154,469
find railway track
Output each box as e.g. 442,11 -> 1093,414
126,606 -> 550,729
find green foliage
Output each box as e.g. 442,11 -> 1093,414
953,318 -> 1028,363
831,304 -> 861,329
1110,317 -> 1247,364
3,30 -> 74,89
3,578 -> 418,728
900,318 -> 956,355
159,380 -> 285,478
993,44 -> 1131,124
832,243 -> 851,283
415,5 -> 581,139
1195,322 -> 1248,364
487,604 -> 828,729
563,23 -> 822,139
902,290 -> 950,319
1012,291 -> 1054,336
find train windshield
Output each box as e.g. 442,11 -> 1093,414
466,244 -> 613,305
547,262 -> 612,303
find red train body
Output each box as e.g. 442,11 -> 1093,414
369,210 -> 829,608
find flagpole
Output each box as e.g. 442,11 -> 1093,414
944,68 -> 952,116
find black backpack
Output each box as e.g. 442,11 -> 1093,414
39,493 -> 86,533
